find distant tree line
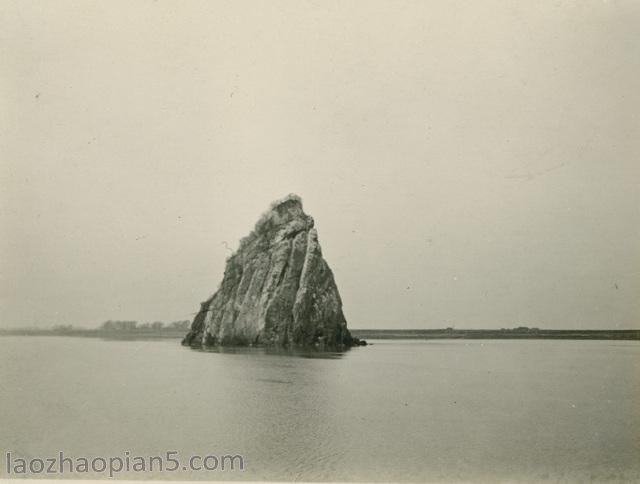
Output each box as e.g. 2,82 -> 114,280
99,320 -> 191,332
500,326 -> 540,332
445,326 -> 540,333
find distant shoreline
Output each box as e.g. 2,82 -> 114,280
350,328 -> 640,340
0,328 -> 186,339
0,327 -> 638,340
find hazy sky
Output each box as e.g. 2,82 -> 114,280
1,1 -> 638,329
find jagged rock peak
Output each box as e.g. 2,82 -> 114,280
182,194 -> 364,348
237,193 -> 314,254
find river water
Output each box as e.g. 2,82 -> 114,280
1,336 -> 638,481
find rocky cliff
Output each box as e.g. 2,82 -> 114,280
182,194 -> 363,348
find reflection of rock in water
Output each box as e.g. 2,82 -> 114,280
183,194 -> 365,348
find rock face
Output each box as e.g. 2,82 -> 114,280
183,194 -> 362,348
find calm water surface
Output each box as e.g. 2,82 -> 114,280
1,336 -> 638,481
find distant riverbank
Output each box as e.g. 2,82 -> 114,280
350,328 -> 640,340
1,326 -> 638,340
0,327 -> 186,340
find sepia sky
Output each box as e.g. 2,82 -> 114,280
1,1 -> 638,329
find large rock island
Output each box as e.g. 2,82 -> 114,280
183,194 -> 364,348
